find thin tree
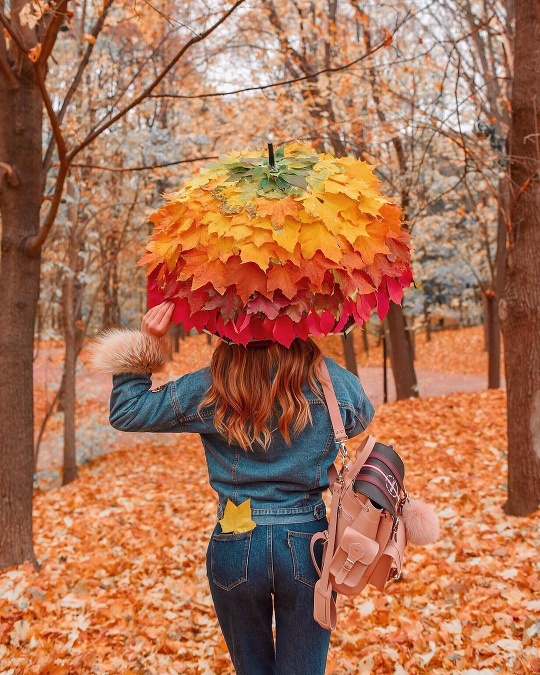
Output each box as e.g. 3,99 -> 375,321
0,0 -> 245,571
500,0 -> 540,515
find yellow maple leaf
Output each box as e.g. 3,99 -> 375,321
251,227 -> 274,248
228,224 -> 255,241
323,175 -> 361,200
270,217 -> 300,252
338,217 -> 370,245
300,192 -> 344,233
337,156 -> 378,184
299,222 -> 343,262
255,196 -> 303,229
177,224 -> 207,251
183,171 -> 213,191
201,210 -> 232,237
216,183 -> 250,208
307,158 -> 343,191
358,193 -> 387,217
355,234 -> 390,265
239,242 -> 274,271
219,499 -> 256,534
146,238 -> 179,271
199,234 -> 231,264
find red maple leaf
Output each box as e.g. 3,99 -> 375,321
202,288 -> 242,322
273,315 -> 296,347
246,294 -> 280,320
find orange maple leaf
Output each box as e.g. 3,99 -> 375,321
299,222 -> 343,262
266,264 -> 298,300
224,260 -> 270,303
288,251 -> 333,291
355,235 -> 390,265
254,196 -> 303,229
191,258 -> 228,294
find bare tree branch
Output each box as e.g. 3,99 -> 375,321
43,0 -> 115,172
68,0 -> 247,161
22,1 -> 245,256
36,0 -> 69,69
0,55 -> 18,87
140,0 -> 201,36
0,10 -> 28,52
80,28 -> 177,145
25,66 -> 69,255
69,155 -> 219,172
25,163 -> 69,255
149,37 -> 392,101
35,66 -> 68,162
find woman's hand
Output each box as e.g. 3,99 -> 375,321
141,301 -> 175,338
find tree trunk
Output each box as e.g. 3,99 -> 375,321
500,0 -> 540,516
62,270 -> 78,485
382,328 -> 389,404
361,327 -> 369,354
341,334 -> 358,377
0,67 -> 42,569
482,294 -> 489,352
406,317 -> 416,361
61,192 -> 81,486
488,176 -> 509,389
102,233 -> 121,328
485,292 -> 501,389
424,304 -> 432,342
386,302 -> 419,399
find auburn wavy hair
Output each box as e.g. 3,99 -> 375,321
200,338 -> 324,450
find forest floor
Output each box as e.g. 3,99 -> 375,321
2,327 -> 539,674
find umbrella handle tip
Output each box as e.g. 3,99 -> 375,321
267,141 -> 276,169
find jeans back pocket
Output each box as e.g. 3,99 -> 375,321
287,530 -> 323,589
210,530 -> 252,591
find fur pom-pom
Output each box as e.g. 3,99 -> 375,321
89,328 -> 171,374
402,500 -> 440,545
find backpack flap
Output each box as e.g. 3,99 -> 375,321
329,525 -> 380,588
368,517 -> 407,589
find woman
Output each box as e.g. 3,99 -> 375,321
105,300 -> 375,675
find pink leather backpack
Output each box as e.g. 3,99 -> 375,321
311,362 -> 437,631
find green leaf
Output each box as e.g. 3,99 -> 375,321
235,180 -> 260,202
282,173 -> 308,190
275,176 -> 291,191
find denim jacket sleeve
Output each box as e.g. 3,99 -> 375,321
109,368 -> 214,433
109,372 -> 184,432
345,391 -> 375,438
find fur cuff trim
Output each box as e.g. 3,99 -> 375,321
89,328 -> 171,374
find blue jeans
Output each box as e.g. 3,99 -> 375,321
206,519 -> 331,675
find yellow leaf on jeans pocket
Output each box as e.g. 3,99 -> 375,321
218,499 -> 256,534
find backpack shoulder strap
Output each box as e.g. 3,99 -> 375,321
318,359 -> 347,442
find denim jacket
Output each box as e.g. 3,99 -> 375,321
109,357 -> 374,524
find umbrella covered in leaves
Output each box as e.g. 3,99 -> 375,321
138,142 -> 413,346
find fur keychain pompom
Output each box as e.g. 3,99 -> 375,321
89,328 -> 171,374
402,500 -> 440,545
